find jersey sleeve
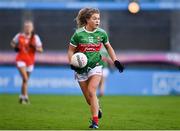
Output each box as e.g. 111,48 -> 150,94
34,34 -> 42,47
102,31 -> 110,45
70,32 -> 78,47
12,33 -> 20,44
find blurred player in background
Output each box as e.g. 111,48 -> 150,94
98,45 -> 113,97
10,20 -> 43,104
67,8 -> 124,129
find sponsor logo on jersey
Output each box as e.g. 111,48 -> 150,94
78,43 -> 102,52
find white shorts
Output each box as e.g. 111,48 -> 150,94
75,66 -> 103,82
16,61 -> 34,72
102,68 -> 110,78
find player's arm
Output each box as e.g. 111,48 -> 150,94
34,35 -> 43,53
68,44 -> 81,71
68,44 -> 76,63
105,43 -> 124,73
68,32 -> 81,71
103,30 -> 124,73
10,41 -> 16,48
36,46 -> 43,53
30,44 -> 43,53
10,34 -> 19,52
68,32 -> 79,63
105,43 -> 117,62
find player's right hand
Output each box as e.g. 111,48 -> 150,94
70,64 -> 81,72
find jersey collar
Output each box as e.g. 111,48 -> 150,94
21,32 -> 31,39
83,27 -> 97,33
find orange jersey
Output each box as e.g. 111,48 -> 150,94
13,33 -> 42,65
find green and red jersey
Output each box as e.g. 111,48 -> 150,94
70,27 -> 110,73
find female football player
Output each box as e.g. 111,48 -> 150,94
10,20 -> 43,104
67,8 -> 124,129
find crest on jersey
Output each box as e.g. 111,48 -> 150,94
97,36 -> 101,42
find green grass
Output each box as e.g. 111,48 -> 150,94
0,94 -> 180,130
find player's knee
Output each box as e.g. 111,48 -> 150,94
22,77 -> 28,83
88,89 -> 96,98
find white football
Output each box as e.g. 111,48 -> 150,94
71,52 -> 88,68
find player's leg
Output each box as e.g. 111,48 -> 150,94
16,61 -> 28,103
88,74 -> 102,128
76,73 -> 91,105
97,77 -> 104,118
78,80 -> 91,105
99,67 -> 109,97
76,67 -> 102,128
78,77 -> 102,119
87,66 -> 103,128
17,66 -> 29,104
23,64 -> 34,103
98,76 -> 105,97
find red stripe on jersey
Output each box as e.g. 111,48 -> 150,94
77,43 -> 102,52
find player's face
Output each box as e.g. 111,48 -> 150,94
23,22 -> 34,35
87,13 -> 100,30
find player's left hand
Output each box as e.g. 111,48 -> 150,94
114,60 -> 124,73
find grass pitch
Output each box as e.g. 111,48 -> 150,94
0,94 -> 180,130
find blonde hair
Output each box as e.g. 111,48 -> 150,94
76,8 -> 100,28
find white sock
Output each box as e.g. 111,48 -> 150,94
24,95 -> 28,99
19,95 -> 23,99
19,95 -> 28,100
